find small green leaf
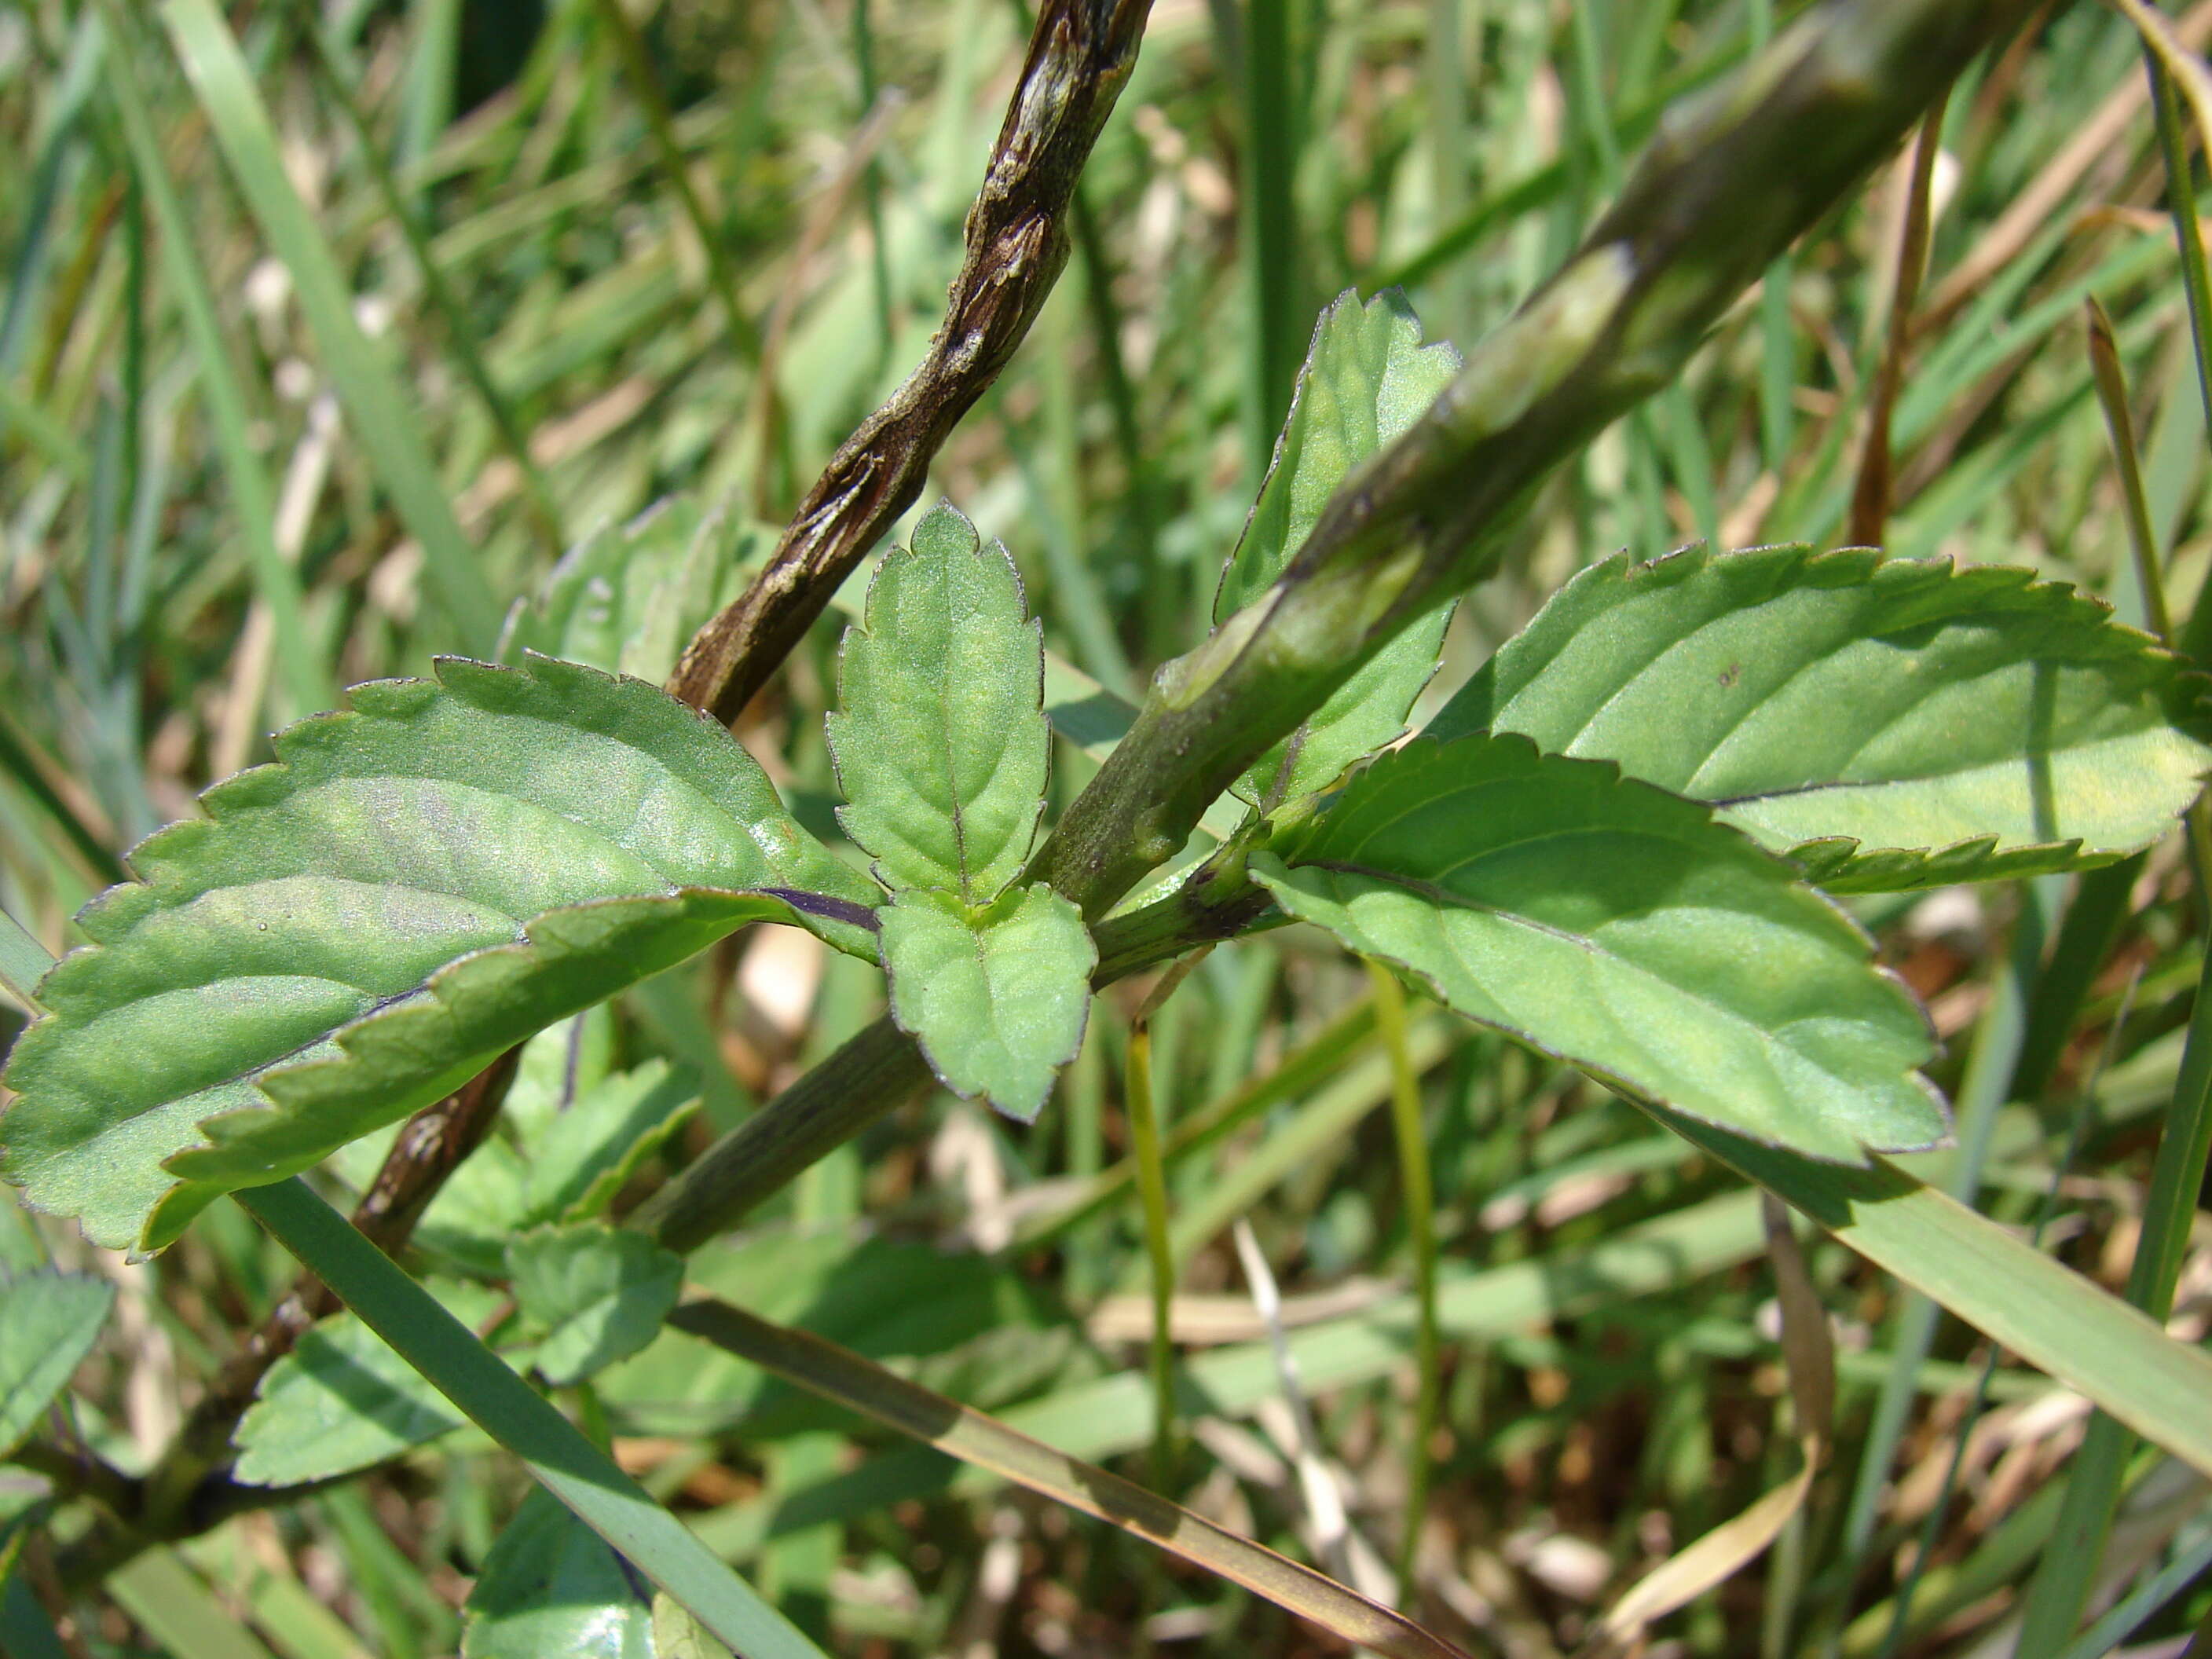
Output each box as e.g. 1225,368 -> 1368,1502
1254,734 -> 1943,1163
0,657 -> 880,1253
1428,545 -> 2212,891
416,1051 -> 700,1277
879,885 -> 1096,1123
508,1225 -> 685,1386
0,1271 -> 112,1458
499,500 -> 763,683
826,503 -> 1048,902
461,1489 -> 654,1659
233,1280 -> 507,1485
1216,290 -> 1462,806
652,1594 -> 734,1659
529,1062 -> 701,1227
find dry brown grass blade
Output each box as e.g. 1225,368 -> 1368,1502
668,1296 -> 1474,1659
2113,0 -> 2212,159
1919,0 -> 2212,332
668,0 -> 1157,725
1581,1196 -> 1834,1655
1848,94 -> 1949,548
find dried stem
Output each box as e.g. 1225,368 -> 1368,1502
668,0 -> 1157,725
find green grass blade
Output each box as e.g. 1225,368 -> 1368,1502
300,16 -> 564,554
1370,960 -> 1439,1590
0,908 -> 53,1009
97,4 -> 331,720
234,1177 -> 828,1659
156,0 -> 505,650
108,1548 -> 283,1659
1654,1113 -> 2212,1483
1234,0 -> 1303,484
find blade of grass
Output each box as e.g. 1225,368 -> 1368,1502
1126,951 -> 1208,1489
1369,961 -> 1438,1591
156,0 -> 505,650
0,708 -> 125,885
1878,981 -> 2134,1659
0,906 -> 56,1008
298,9 -> 566,555
690,1188 -> 1778,1560
1235,0 -> 1302,484
1834,884 -> 2051,1590
97,4 -> 332,720
1013,993 -> 1380,1250
666,1296 -> 1470,1659
583,0 -> 759,361
233,1177 -> 830,1659
2053,1521 -> 2212,1659
108,1550 -> 281,1659
1651,1112 -> 2212,1484
1848,96 -> 1948,548
1591,1197 -> 1833,1655
2016,150 -> 2212,1638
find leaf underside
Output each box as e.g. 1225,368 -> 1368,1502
828,503 -> 1049,903
880,886 -> 1097,1123
1217,288 -> 1463,806
1255,734 -> 1944,1163
1,656 -> 880,1253
1428,544 -> 2212,892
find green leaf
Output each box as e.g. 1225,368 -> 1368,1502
416,1037 -> 701,1277
826,503 -> 1048,903
1427,545 -> 2212,892
499,500 -> 763,683
879,885 -> 1096,1123
528,1062 -> 702,1227
461,1489 -> 654,1659
0,1271 -> 112,1458
508,1225 -> 686,1386
1252,734 -> 1943,1162
1215,290 -> 1462,807
651,1595 -> 734,1659
0,657 -> 880,1254
233,1280 -> 507,1486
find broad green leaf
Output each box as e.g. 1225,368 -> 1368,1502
879,885 -> 1096,1123
1252,734 -> 1943,1161
826,503 -> 1048,902
461,1489 -> 653,1659
499,500 -> 762,683
0,1271 -> 112,1458
1215,289 -> 1462,806
0,657 -> 880,1253
509,1225 -> 686,1386
1428,545 -> 2212,892
233,1280 -> 507,1485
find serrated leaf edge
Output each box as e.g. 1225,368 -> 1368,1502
1260,734 -> 1948,1163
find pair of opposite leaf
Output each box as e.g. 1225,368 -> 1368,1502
5,289 -> 2210,1257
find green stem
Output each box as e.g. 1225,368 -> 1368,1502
1368,961 -> 1437,1595
1027,0 -> 2040,921
1125,1019 -> 1179,1490
234,1178 -> 824,1659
